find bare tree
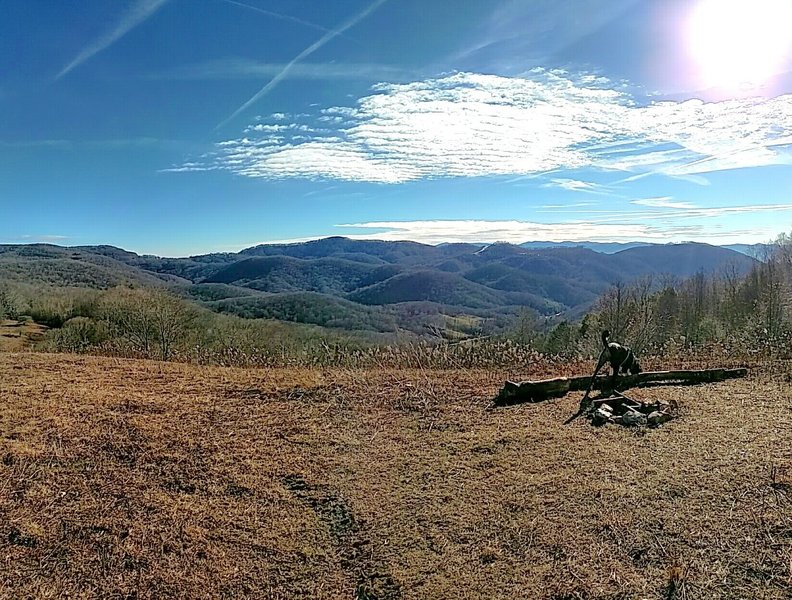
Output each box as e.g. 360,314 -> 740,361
0,285 -> 22,320
150,289 -> 195,360
100,287 -> 195,359
512,306 -> 540,346
626,275 -> 657,353
596,282 -> 629,339
100,288 -> 157,355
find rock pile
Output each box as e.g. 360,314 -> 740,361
588,392 -> 674,427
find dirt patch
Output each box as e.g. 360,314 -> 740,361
283,474 -> 402,600
0,319 -> 48,351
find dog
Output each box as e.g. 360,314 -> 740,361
567,330 -> 642,424
598,329 -> 641,377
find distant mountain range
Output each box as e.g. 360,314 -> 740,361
518,241 -> 771,256
0,237 -> 762,336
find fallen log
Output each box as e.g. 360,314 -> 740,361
496,367 -> 748,406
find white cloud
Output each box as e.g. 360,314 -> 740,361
8,234 -> 71,243
334,219 -> 691,245
543,178 -> 612,195
326,215 -> 788,245
322,107 -> 360,117
230,141 -> 416,182
631,197 -> 698,209
244,123 -> 320,133
586,203 -> 792,224
179,70 -> 792,182
245,124 -> 290,133
540,202 -> 596,209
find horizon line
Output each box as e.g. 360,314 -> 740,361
0,235 -> 771,260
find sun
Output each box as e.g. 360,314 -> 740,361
687,0 -> 792,90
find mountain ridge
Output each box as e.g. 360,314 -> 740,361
1,238 -> 760,335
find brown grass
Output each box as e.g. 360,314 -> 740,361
0,320 -> 47,352
1,352 -> 790,599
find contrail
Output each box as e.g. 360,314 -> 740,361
614,138 -> 792,185
56,0 -> 169,80
219,0 -> 337,36
216,0 -> 389,130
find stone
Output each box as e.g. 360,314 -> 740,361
591,406 -> 613,426
621,409 -> 647,426
647,410 -> 673,426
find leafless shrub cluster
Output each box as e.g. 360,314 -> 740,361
171,339 -> 559,370
535,234 -> 792,362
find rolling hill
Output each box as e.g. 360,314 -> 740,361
0,238 -> 760,335
209,291 -> 400,333
204,256 -> 374,294
612,242 -> 760,277
0,244 -> 184,288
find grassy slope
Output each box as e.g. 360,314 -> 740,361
1,353 -> 790,599
0,320 -> 48,352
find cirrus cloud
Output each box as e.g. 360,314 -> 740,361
631,197 -> 698,209
169,70 -> 792,183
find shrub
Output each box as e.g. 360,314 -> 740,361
52,317 -> 109,353
99,287 -> 197,360
0,285 -> 25,320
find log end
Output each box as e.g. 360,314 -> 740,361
495,377 -> 571,406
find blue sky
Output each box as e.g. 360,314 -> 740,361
2,0 -> 792,256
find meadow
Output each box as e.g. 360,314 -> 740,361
1,351 -> 790,599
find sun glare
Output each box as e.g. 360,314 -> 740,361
688,0 -> 792,90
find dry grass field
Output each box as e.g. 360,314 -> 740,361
1,351 -> 791,599
0,320 -> 48,352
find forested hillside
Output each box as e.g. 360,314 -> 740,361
0,237 -> 764,346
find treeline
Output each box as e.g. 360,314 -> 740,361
2,234 -> 790,368
211,292 -> 402,333
530,235 -> 792,359
0,283 -> 391,365
0,282 -> 578,368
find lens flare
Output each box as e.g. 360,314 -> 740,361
687,0 -> 792,89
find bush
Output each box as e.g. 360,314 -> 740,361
28,288 -> 100,328
52,317 -> 109,352
0,285 -> 25,320
100,287 -> 197,360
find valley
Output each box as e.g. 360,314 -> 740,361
0,238 -> 758,339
